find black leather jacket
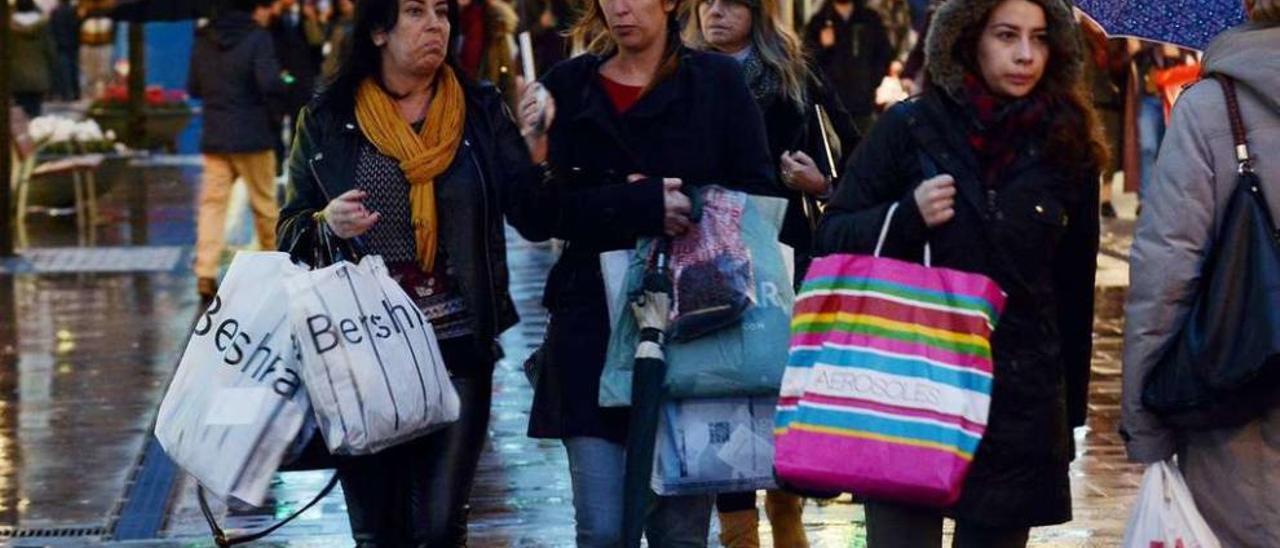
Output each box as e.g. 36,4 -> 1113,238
277,81 -> 547,369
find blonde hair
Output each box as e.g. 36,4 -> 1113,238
682,0 -> 812,107
568,0 -> 684,94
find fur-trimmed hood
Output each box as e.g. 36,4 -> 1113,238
924,0 -> 1084,101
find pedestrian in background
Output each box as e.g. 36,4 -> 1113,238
454,0 -> 519,106
277,0 -> 545,543
321,0 -> 356,77
269,0 -> 325,168
519,0 -> 575,74
189,0 -> 287,298
50,0 -> 82,102
684,0 -> 858,541
1122,2 -> 1280,545
516,0 -> 779,539
803,0 -> 894,134
8,0 -> 58,117
816,0 -> 1104,545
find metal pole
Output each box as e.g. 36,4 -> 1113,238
127,21 -> 146,149
1,0 -> 15,258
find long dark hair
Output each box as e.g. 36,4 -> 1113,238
951,0 -> 1108,176
316,0 -> 471,111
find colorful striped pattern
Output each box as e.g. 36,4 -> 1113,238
774,253 -> 1006,507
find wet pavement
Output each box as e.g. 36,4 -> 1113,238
0,158 -> 1143,546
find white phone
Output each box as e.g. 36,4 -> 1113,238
517,31 -> 549,132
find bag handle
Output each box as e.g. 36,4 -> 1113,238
1213,75 -> 1253,175
874,202 -> 932,266
197,474 -> 340,547
1213,74 -> 1279,238
871,148 -> 946,265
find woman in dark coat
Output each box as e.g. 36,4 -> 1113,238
814,0 -> 1103,545
683,0 -> 857,544
276,0 -> 543,544
514,0 -> 778,540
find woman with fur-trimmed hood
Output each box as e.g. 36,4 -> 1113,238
815,0 -> 1105,544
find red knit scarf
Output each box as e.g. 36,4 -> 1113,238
961,73 -> 1053,187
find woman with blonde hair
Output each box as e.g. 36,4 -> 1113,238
514,0 -> 781,541
684,0 -> 858,544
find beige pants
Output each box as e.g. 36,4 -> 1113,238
195,151 -> 279,279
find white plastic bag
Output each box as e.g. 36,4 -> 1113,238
154,252 -> 310,506
651,397 -> 778,496
1123,461 -> 1222,548
284,255 -> 460,455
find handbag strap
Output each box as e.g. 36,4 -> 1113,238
1214,75 -> 1254,175
1213,74 -> 1280,239
197,474 -> 340,547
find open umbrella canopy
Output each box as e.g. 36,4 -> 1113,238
1076,0 -> 1247,50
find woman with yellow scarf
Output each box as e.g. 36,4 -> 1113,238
277,0 -> 547,544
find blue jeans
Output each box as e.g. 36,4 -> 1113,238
564,437 -> 715,547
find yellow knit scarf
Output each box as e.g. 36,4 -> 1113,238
354,66 -> 465,272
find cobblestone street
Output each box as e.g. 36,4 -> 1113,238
0,159 -> 1143,546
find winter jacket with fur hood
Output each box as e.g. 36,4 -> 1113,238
817,0 -> 1099,527
1122,21 -> 1280,547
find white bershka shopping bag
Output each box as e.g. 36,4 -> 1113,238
284,255 -> 460,455
154,252 -> 311,506
1123,461 -> 1222,548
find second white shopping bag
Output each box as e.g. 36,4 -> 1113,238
284,255 -> 460,455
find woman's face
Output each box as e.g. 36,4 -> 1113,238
976,0 -> 1049,98
698,0 -> 753,54
374,0 -> 452,80
600,0 -> 677,53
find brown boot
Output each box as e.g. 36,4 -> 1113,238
765,490 -> 809,548
717,508 -> 761,548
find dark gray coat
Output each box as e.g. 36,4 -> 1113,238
188,12 -> 286,154
1122,22 -> 1280,547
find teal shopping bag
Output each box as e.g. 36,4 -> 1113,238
599,189 -> 792,406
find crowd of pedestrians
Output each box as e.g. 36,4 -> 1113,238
91,0 -> 1280,545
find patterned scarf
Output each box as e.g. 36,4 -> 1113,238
960,73 -> 1053,187
355,66 -> 466,272
742,48 -> 782,111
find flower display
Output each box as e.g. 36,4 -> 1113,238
28,115 -> 125,154
93,84 -> 191,111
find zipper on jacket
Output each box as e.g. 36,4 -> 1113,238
308,153 -> 334,203
986,188 -> 1004,221
465,138 -> 503,337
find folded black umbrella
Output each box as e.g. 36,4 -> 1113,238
621,239 -> 673,548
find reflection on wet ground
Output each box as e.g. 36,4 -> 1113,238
0,159 -> 1141,546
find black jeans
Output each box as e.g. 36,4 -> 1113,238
864,501 -> 1030,548
337,337 -> 493,547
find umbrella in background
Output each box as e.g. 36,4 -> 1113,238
621,240 -> 674,548
1075,0 -> 1247,50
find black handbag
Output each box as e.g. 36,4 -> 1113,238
1140,75 -> 1280,430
